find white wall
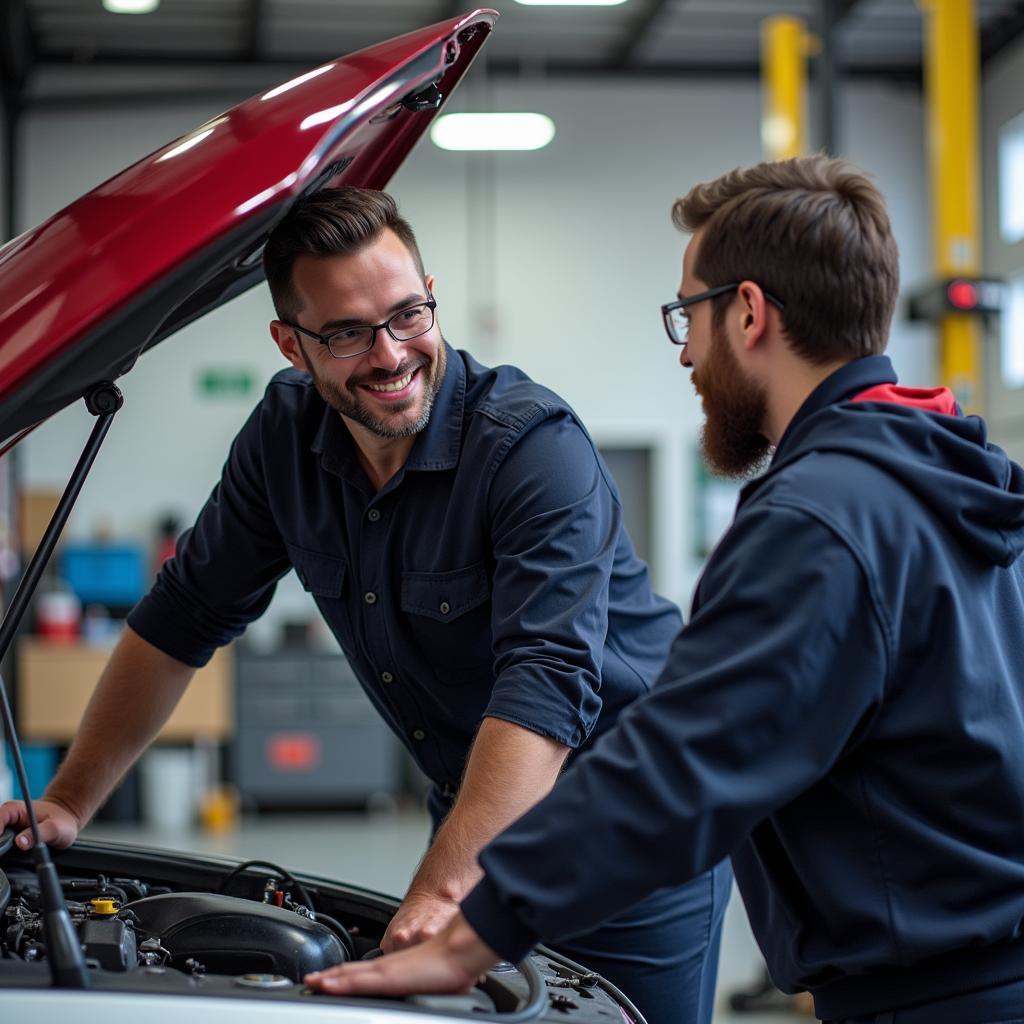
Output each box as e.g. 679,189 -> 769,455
17,72 -> 933,620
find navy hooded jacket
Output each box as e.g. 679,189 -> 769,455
460,356 -> 1024,1020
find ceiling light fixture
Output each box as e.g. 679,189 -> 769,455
514,0 -> 628,6
430,113 -> 555,152
102,0 -> 160,13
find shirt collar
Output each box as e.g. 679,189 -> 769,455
403,343 -> 465,472
310,342 -> 465,482
774,354 -> 897,459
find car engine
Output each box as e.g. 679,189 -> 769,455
3,876 -> 349,980
0,832 -> 642,1022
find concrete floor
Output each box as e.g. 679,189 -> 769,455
82,809 -> 808,1024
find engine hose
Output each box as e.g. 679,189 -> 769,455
310,911 -> 356,961
218,859 -> 314,910
499,957 -> 547,1022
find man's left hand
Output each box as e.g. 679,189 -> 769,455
380,889 -> 461,952
305,912 -> 499,998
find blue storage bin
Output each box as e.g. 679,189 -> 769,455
61,544 -> 146,606
4,743 -> 58,801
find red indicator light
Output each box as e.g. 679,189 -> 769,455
267,733 -> 320,771
948,280 -> 978,310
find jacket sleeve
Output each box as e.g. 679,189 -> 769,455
127,399 -> 291,667
461,499 -> 891,961
481,410 -> 622,748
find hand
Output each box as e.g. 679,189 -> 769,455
381,889 -> 461,952
0,798 -> 82,851
305,912 -> 499,998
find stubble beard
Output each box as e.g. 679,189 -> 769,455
304,341 -> 447,440
693,320 -> 772,479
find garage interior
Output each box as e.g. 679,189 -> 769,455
2,1 -> 1024,1020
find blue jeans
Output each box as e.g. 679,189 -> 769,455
825,975 -> 1024,1024
427,785 -> 731,1024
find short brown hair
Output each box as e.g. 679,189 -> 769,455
672,154 -> 899,364
263,187 -> 426,320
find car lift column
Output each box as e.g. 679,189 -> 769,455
920,0 -> 982,411
760,15 -> 812,159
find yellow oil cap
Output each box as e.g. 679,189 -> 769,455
90,898 -> 119,916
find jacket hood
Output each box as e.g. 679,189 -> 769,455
751,385 -> 1024,568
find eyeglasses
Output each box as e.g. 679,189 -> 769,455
284,294 -> 437,359
661,283 -> 785,347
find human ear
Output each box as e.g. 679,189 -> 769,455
270,320 -> 307,371
736,282 -> 768,350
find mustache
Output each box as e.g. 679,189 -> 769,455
349,356 -> 429,388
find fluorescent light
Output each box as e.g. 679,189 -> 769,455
515,0 -> 628,5
262,65 -> 334,102
103,0 -> 160,12
430,113 -> 555,152
156,128 -> 215,162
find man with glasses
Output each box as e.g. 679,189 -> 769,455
0,188 -> 728,1024
311,156 -> 1024,1024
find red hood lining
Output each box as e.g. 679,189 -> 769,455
851,383 -> 959,415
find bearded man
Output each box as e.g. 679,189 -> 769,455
0,187 -> 729,1024
314,156 -> 1024,1024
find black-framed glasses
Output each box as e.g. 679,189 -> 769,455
661,282 -> 785,347
284,293 -> 437,359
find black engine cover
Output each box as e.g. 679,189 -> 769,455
124,892 -> 346,980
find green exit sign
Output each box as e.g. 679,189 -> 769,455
198,368 -> 254,397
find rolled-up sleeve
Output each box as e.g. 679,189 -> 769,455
127,401 -> 291,666
482,411 -> 620,748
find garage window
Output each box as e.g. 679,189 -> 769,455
1000,111 -> 1024,245
1002,273 -> 1024,390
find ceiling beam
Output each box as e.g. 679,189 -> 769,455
835,0 -> 862,20
981,0 -> 1024,66
612,0 -> 674,68
245,0 -> 265,62
25,57 -> 923,114
0,0 -> 34,94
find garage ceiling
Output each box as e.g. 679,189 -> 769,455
5,0 -> 1024,107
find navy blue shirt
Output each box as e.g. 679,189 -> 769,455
128,345 -> 681,789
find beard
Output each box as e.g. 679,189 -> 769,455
692,320 -> 772,479
302,341 -> 447,440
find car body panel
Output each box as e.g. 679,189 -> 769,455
0,9 -> 497,444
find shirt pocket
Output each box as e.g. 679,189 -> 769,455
286,543 -> 353,647
400,562 -> 493,684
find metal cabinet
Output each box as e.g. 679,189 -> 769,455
232,649 -> 402,808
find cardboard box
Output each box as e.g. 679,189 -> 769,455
17,639 -> 233,742
19,490 -> 62,556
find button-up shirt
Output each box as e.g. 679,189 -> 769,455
128,346 -> 682,789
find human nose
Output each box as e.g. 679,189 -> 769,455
366,326 -> 405,368
679,344 -> 692,369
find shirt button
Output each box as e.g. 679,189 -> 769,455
439,601 -> 451,615
381,671 -> 394,683
412,729 -> 426,741
367,509 -> 381,522
364,591 -> 377,605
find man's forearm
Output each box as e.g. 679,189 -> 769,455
45,625 -> 196,825
410,716 -> 570,901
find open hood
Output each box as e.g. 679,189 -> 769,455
0,9 -> 497,445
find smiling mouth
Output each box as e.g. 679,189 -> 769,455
365,369 -> 416,393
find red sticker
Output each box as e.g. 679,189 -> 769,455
267,733 -> 320,771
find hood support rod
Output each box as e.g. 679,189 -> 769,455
0,380 -> 123,989
0,381 -> 123,665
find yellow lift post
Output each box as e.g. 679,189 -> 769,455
760,15 -> 813,160
919,0 -> 982,412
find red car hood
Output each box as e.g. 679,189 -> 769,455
0,9 -> 497,444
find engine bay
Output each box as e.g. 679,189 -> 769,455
0,830 -> 640,1022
